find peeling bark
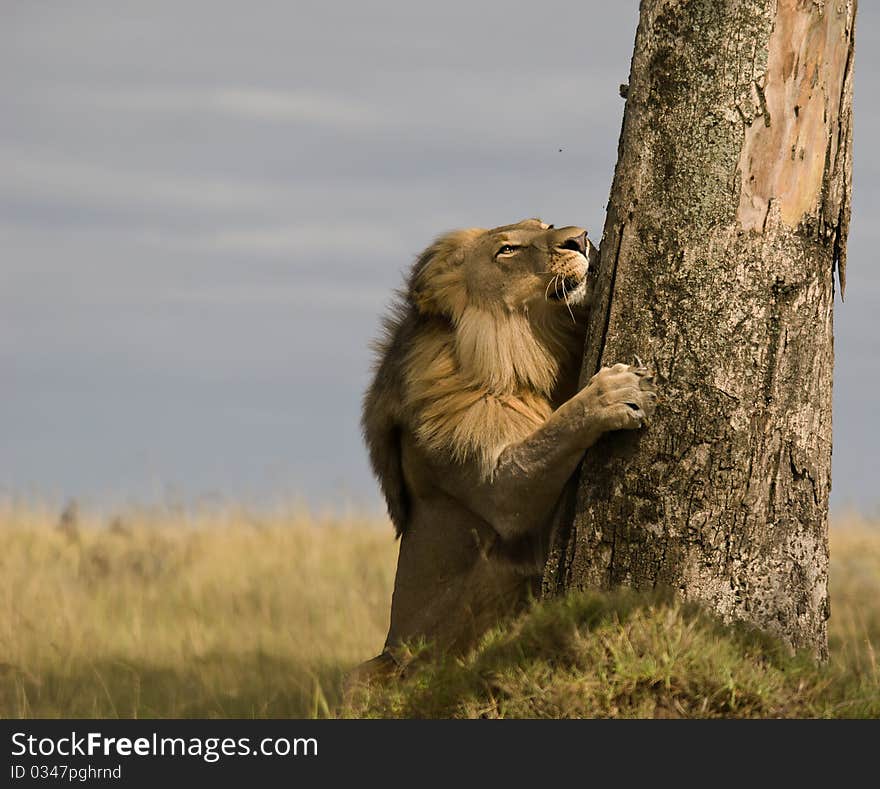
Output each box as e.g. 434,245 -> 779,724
544,0 -> 857,659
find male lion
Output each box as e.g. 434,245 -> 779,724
361,218 -> 656,675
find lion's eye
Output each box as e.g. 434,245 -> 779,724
496,245 -> 518,256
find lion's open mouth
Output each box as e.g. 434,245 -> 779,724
547,275 -> 586,302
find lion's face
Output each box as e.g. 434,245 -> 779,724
411,218 -> 596,319
463,219 -> 594,312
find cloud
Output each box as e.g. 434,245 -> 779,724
162,281 -> 389,309
204,222 -> 405,258
0,144 -> 282,213
210,88 -> 380,126
0,218 -> 408,277
73,86 -> 383,128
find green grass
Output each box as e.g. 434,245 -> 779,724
0,502 -> 877,718
347,589 -> 879,718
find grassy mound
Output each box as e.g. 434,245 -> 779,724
347,589 -> 880,719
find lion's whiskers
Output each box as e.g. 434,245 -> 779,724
561,278 -> 576,323
542,271 -> 578,321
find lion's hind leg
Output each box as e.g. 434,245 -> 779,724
341,650 -> 407,712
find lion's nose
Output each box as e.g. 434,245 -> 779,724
556,229 -> 587,256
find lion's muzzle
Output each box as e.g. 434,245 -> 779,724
546,227 -> 590,302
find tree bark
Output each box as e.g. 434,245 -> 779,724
544,0 -> 856,659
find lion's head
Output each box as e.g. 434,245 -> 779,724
410,218 -> 596,321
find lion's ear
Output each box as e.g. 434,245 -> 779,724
409,229 -> 480,319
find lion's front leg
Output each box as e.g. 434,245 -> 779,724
442,363 -> 657,541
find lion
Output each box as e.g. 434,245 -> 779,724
359,218 -> 656,676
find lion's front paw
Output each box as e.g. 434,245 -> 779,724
584,360 -> 658,432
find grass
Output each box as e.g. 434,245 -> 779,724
0,502 -> 877,718
0,502 -> 397,718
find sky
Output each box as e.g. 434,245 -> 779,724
1,1 -> 877,515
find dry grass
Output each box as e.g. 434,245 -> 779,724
0,501 -> 398,718
0,502 -> 877,718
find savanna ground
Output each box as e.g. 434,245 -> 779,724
1,501 -> 877,718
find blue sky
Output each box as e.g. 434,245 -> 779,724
1,1 -> 877,514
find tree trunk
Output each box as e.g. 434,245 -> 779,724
544,0 -> 856,659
